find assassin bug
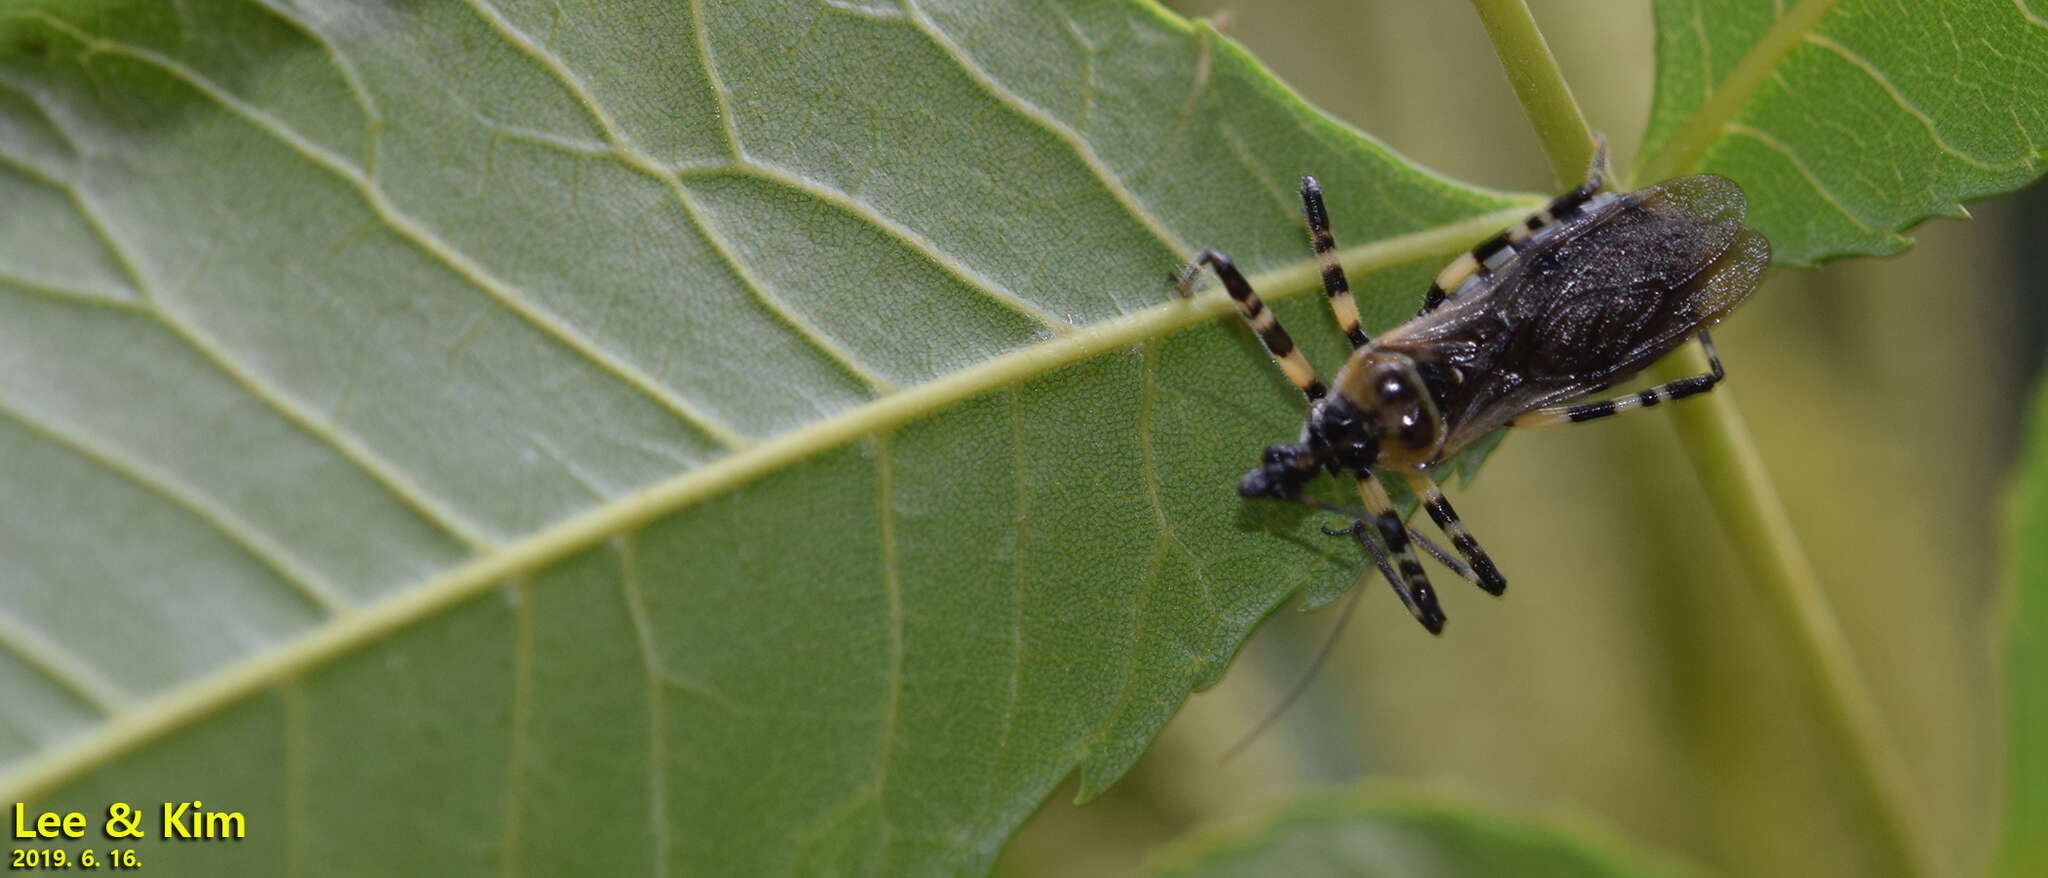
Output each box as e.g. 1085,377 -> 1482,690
1175,141 -> 1770,634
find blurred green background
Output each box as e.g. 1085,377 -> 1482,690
996,2 -> 2039,876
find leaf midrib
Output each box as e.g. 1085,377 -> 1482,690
0,204 -> 1538,805
1,0 -> 1863,810
5,0 -> 1529,810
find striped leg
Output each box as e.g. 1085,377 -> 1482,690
1418,135 -> 1613,315
1300,176 -> 1367,348
1355,472 -> 1446,634
1175,250 -> 1328,402
1403,472 -> 1506,595
1326,519 -> 1490,586
1514,332 -> 1725,428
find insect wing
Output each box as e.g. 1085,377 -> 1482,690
1512,175 -> 1766,395
1424,175 -> 1770,448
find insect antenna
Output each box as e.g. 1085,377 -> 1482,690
1303,497 -> 1376,520
1300,175 -> 1369,349
1403,526 -> 1479,582
1219,507 -> 1468,762
1217,560 -> 1370,764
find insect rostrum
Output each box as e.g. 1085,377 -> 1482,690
1176,148 -> 1770,634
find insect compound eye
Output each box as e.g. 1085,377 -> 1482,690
1400,412 -> 1428,442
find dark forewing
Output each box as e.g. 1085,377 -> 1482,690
1393,175 -> 1770,450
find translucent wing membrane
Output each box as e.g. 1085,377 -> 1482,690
1387,174 -> 1767,449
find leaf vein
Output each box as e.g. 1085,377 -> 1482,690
0,271 -> 145,313
248,0 -> 385,173
0,207 -> 1535,808
823,0 -> 906,20
0,605 -> 130,715
1802,33 -> 2023,172
460,0 -> 637,154
1636,0 -> 1842,182
665,187 -> 902,391
2015,0 -> 2048,29
30,13 -> 756,453
616,536 -> 671,878
451,1 -> 900,391
1092,534 -> 1164,754
700,163 -> 1077,332
905,1 -> 1194,262
1138,341 -> 1218,619
872,433 -> 905,849
0,76 -> 85,158
33,146 -> 504,551
1057,6 -> 1097,137
281,680 -> 307,878
1218,121 -> 1311,237
497,580 -> 533,878
1723,122 -> 1882,233
0,392 -> 352,614
690,0 -> 746,157
969,384 -> 1030,846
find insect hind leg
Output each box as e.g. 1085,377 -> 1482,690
1416,134 -> 1613,316
1403,472 -> 1507,595
1321,519 -> 1485,587
1514,331 -> 1725,428
1174,250 -> 1328,402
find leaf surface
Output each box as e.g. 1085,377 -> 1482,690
0,1 -> 1527,874
1137,786 -> 1702,878
1636,0 -> 2048,265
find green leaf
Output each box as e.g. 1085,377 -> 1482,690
1137,786 -> 1703,878
1635,0 -> 2048,265
0,0 -> 1529,874
1995,376 -> 2048,877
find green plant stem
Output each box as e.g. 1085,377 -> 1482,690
1468,4 -> 1948,877
1467,0 -> 1594,188
1648,350 -> 1947,878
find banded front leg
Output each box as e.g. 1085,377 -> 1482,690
1300,175 -> 1367,348
1175,250 -> 1327,402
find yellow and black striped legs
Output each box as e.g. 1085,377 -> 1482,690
1319,469 -> 1508,632
1350,473 -> 1447,633
1176,250 -> 1328,402
1514,332 -> 1725,427
1174,171 -> 1379,400
1404,472 -> 1506,595
1420,135 -> 1612,315
1300,176 -> 1367,348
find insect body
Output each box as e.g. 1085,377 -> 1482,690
1176,146 -> 1770,633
